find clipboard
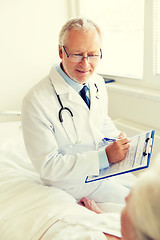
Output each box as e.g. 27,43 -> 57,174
85,129 -> 155,183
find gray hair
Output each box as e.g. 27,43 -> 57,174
131,157 -> 160,240
59,18 -> 102,46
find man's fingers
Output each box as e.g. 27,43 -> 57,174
118,132 -> 127,139
117,137 -> 130,145
123,143 -> 130,150
105,137 -> 131,163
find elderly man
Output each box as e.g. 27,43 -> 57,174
22,18 -> 131,203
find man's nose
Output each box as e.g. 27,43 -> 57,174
80,56 -> 89,66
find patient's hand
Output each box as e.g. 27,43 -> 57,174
78,197 -> 121,239
78,197 -> 103,214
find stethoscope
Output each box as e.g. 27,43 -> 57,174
50,79 -> 99,144
94,83 -> 100,99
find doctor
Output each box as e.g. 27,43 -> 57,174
22,18 -> 131,203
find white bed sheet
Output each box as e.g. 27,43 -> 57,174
0,121 -> 124,240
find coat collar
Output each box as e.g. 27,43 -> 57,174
49,65 -> 99,109
49,65 -> 70,95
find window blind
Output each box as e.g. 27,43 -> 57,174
154,0 -> 160,75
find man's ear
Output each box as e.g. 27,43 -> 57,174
59,45 -> 63,59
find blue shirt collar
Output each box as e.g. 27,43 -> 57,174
54,63 -> 89,93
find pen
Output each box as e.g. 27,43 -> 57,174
104,137 -> 131,144
104,137 -> 117,142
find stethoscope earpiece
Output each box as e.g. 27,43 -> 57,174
94,84 -> 100,99
96,94 -> 100,99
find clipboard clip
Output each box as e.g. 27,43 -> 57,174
143,138 -> 153,156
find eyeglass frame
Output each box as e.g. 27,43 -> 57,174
62,46 -> 102,63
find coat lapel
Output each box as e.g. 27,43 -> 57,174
49,65 -> 88,108
88,75 -> 104,144
50,66 -> 104,145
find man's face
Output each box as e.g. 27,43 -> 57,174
121,191 -> 137,240
59,29 -> 102,84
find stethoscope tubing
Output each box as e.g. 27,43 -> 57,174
50,78 -> 99,143
56,94 -> 74,123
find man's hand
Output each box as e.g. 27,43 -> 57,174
117,132 -> 126,139
105,136 -> 130,164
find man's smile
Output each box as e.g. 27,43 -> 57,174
76,69 -> 90,74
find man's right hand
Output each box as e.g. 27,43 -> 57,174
105,138 -> 130,164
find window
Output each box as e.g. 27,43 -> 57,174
78,0 -> 144,79
72,0 -> 160,89
154,0 -> 160,75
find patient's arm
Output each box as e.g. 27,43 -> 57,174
78,197 -> 122,240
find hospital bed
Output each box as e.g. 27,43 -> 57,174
0,112 -> 136,240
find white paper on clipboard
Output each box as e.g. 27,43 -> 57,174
85,130 -> 155,183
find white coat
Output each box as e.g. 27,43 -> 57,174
22,65 -> 130,202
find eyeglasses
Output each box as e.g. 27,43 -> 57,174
63,46 -> 102,63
